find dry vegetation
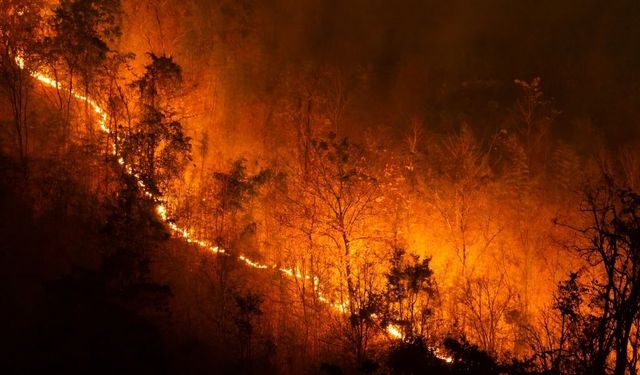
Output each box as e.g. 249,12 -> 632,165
2,1 -> 640,374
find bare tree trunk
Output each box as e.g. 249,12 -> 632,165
6,63 -> 29,169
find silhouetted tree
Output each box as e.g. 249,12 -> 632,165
550,272 -> 585,373
384,247 -> 436,339
212,159 -> 271,240
444,336 -> 499,374
47,0 -> 122,136
306,134 -> 381,364
0,0 -> 45,165
233,291 -> 264,363
122,53 -> 191,196
386,336 -> 447,375
557,174 -> 640,374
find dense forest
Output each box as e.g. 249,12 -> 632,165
2,1 -> 640,374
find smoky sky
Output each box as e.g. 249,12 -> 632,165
180,0 -> 640,142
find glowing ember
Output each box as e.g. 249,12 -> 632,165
386,324 -> 403,339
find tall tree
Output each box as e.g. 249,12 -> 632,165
560,173 -> 640,374
48,0 -> 122,138
383,247 -> 436,340
304,134 -> 381,364
430,124 -> 493,275
122,53 -> 191,196
552,272 -> 587,374
0,0 -> 45,165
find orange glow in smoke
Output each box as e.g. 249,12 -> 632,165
19,54 -> 453,363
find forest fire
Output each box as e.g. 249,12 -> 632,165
19,50 -> 436,359
2,1 -> 640,374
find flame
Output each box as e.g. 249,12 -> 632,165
436,349 -> 454,363
239,255 -> 269,269
15,56 -> 25,69
19,54 -> 454,364
383,325 -> 452,362
387,324 -> 403,339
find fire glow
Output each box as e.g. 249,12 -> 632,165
19,55 -> 452,363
